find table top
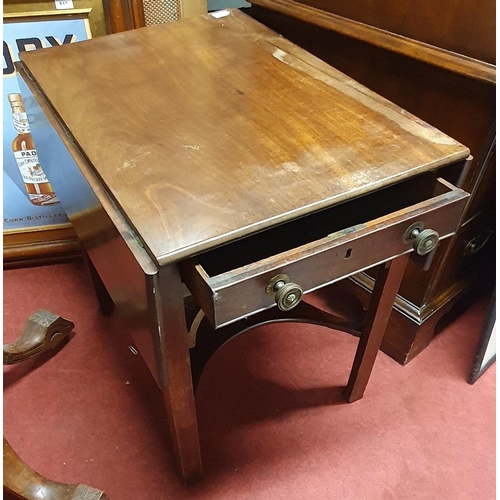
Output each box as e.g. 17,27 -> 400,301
20,10 -> 469,266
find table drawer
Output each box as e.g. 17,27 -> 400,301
182,175 -> 469,329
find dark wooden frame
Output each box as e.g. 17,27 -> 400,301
249,0 -> 495,84
103,0 -> 145,31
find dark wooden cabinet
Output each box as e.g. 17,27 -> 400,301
246,0 -> 496,364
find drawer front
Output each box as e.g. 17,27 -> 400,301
182,179 -> 469,328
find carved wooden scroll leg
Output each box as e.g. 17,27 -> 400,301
4,312 -> 110,499
3,309 -> 75,365
344,254 -> 410,403
3,438 -> 109,500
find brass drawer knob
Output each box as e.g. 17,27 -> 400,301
266,274 -> 303,311
404,222 -> 439,256
412,228 -> 439,256
275,281 -> 303,311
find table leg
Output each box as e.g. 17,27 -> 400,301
344,254 -> 410,403
81,248 -> 115,317
155,266 -> 202,484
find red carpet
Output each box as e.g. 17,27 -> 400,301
3,260 -> 495,499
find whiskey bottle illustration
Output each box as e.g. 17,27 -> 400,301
8,93 -> 59,205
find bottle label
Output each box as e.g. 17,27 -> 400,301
13,150 -> 50,184
12,112 -> 30,134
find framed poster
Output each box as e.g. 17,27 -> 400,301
3,0 -> 107,266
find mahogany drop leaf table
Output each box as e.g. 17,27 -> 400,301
16,10 -> 470,484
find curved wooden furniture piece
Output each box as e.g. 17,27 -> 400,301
3,309 -> 74,365
189,297 -> 364,389
4,439 -> 109,500
3,309 -> 109,500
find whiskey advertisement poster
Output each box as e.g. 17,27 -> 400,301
3,17 -> 91,234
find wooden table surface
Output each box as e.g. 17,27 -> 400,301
20,10 -> 469,265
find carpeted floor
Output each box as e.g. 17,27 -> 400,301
3,260 -> 496,499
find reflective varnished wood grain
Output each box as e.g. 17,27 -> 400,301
19,10 -> 469,266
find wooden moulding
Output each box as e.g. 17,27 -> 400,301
3,226 -> 81,269
249,0 -> 496,85
104,0 -> 146,31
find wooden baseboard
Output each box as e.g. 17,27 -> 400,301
338,272 -> 477,364
4,226 -> 82,269
346,271 -> 473,324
